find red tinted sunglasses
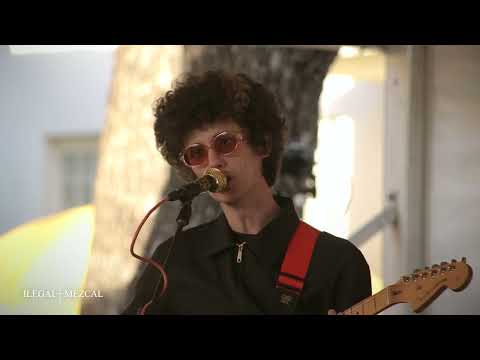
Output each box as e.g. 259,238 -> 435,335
180,131 -> 245,167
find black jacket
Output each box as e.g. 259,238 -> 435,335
122,196 -> 371,315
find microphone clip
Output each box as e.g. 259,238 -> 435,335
176,200 -> 192,229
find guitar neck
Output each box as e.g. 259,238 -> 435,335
342,286 -> 399,315
340,258 -> 472,315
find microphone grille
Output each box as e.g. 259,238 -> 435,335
204,168 -> 228,193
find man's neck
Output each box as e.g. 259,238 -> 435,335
220,183 -> 281,235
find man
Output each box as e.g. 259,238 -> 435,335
122,70 -> 371,315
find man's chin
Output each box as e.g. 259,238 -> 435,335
210,189 -> 240,205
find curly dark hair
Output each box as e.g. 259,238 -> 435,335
153,70 -> 287,187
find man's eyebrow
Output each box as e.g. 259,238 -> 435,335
188,130 -> 227,144
185,128 -> 240,145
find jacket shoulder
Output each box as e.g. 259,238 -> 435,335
315,230 -> 369,268
150,217 -> 219,259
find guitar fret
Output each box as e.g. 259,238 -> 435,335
344,288 -> 390,315
364,297 -> 376,315
374,288 -> 389,314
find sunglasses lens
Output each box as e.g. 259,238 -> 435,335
183,145 -> 207,166
214,133 -> 238,154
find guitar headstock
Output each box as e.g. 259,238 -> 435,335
390,257 -> 473,313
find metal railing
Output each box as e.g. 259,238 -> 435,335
349,194 -> 398,247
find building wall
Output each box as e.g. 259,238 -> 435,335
0,46 -> 114,234
425,45 -> 480,314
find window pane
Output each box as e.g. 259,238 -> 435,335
57,138 -> 98,210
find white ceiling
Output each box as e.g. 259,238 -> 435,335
9,45 -> 119,55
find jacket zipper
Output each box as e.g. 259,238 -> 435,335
236,242 -> 247,263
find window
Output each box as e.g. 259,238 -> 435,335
46,136 -> 99,212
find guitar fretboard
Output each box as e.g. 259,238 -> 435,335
342,287 -> 392,315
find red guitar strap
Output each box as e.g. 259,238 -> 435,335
276,220 -> 320,308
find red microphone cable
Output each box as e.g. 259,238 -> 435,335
129,197 -> 169,315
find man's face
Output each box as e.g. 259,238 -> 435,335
182,119 -> 269,205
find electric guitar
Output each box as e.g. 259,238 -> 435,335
342,257 -> 473,315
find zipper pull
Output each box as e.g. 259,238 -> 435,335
236,242 -> 246,263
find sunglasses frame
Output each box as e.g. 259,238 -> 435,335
179,131 -> 245,168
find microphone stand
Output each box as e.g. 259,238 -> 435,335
151,199 -> 192,304
160,199 -> 193,274
134,168 -> 227,313
175,199 -> 192,233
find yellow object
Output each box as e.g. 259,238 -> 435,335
371,272 -> 384,295
0,205 -> 94,315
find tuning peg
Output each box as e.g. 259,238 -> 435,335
432,264 -> 440,268
462,257 -> 467,263
451,259 -> 457,264
421,272 -> 429,278
402,276 -> 410,282
412,273 -> 420,281
431,269 -> 438,275
424,266 -> 430,270
414,268 -> 421,273
441,261 -> 448,266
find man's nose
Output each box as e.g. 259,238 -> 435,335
207,147 -> 226,169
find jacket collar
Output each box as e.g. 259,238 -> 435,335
201,195 -> 300,268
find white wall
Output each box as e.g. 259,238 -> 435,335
383,45 -> 480,315
303,51 -> 386,293
0,46 -> 114,234
425,46 -> 480,314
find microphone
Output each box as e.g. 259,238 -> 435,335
167,168 -> 228,202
